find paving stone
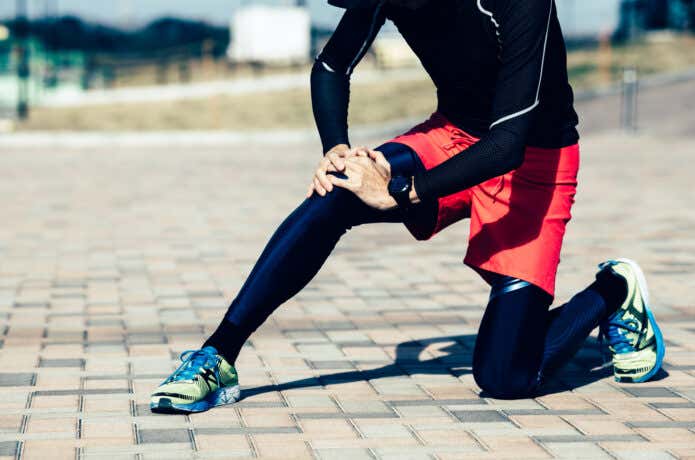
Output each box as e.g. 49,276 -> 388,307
38,359 -> 85,368
451,410 -> 509,423
622,387 -> 679,398
315,448 -> 373,460
535,435 -> 645,442
0,126 -> 694,459
389,398 -> 482,407
0,373 -> 36,387
0,442 -> 19,457
543,441 -> 612,459
195,427 -> 301,435
137,429 -> 191,444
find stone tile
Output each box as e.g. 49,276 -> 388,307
543,441 -> 613,459
138,428 -> 191,444
22,440 -> 77,460
315,448 -> 373,460
0,130 -> 694,459
0,442 -> 19,457
194,434 -> 250,454
451,410 -> 509,423
0,373 -> 36,387
38,358 -> 85,368
300,419 -> 359,439
622,387 -> 679,398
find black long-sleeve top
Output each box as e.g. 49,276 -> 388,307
311,0 -> 579,201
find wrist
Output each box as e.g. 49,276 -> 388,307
325,143 -> 350,156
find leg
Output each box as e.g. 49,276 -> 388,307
151,143 -> 431,413
473,271 -> 627,399
541,268 -> 626,373
473,280 -> 551,399
205,143 -> 433,364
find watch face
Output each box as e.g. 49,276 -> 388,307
389,176 -> 410,194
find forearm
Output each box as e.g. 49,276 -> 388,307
413,127 -> 525,201
311,61 -> 351,154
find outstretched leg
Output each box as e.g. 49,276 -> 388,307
150,143 -> 433,413
205,143 -> 434,364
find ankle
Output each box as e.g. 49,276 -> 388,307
592,269 -> 628,316
203,320 -> 248,365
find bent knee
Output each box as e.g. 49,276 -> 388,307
473,364 -> 539,399
302,183 -> 361,227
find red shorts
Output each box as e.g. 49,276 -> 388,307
389,112 -> 580,298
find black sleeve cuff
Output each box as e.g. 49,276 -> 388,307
413,170 -> 433,203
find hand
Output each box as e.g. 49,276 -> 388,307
328,150 -> 398,211
307,145 -> 371,197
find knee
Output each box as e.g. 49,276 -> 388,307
301,184 -> 356,228
473,362 -> 539,399
305,174 -> 362,216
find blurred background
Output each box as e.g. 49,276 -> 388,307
0,0 -> 693,133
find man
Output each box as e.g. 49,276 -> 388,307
150,0 -> 665,413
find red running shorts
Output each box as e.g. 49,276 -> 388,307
388,112 -> 580,298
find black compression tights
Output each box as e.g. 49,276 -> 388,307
204,143 -> 626,399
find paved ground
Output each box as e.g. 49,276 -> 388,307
0,119 -> 694,457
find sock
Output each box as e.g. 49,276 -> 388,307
590,267 -> 628,318
203,320 -> 249,365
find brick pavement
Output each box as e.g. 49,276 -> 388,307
0,131 -> 693,459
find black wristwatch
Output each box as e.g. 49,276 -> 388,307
388,175 -> 413,211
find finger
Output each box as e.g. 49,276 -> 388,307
314,177 -> 327,196
353,146 -> 370,157
368,150 -> 392,175
327,152 -> 345,171
346,156 -> 372,169
344,146 -> 366,158
316,168 -> 333,192
328,174 -> 355,191
307,182 -> 315,198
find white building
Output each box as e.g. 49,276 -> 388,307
227,5 -> 311,65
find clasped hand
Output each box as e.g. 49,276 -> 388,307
307,145 -> 398,211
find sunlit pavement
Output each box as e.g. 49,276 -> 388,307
0,126 -> 693,460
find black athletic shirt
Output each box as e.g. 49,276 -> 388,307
311,0 -> 580,201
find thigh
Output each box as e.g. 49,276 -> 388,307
373,142 -> 439,233
335,141 -> 431,227
376,142 -> 422,177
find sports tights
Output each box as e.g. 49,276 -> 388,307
204,142 -> 626,399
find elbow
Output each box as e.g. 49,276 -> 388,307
505,147 -> 525,172
494,141 -> 525,176
490,126 -> 526,175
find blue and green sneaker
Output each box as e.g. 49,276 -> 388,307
150,346 -> 240,413
598,259 -> 665,383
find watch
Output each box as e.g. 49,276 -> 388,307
388,175 -> 412,211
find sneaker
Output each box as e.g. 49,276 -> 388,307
598,258 -> 665,383
150,346 -> 240,413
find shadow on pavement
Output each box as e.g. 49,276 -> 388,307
241,334 -> 655,400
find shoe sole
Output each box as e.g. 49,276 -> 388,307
150,384 -> 241,414
612,258 -> 665,383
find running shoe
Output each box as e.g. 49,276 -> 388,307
150,346 -> 240,413
597,258 -> 665,383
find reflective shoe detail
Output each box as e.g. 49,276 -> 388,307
598,258 -> 665,383
150,346 -> 240,413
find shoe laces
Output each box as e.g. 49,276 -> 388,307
165,347 -> 219,383
598,316 -> 641,356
